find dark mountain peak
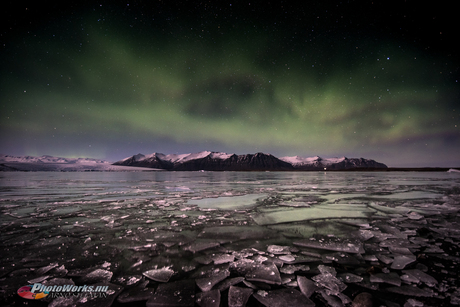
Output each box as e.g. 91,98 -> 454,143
113,151 -> 387,171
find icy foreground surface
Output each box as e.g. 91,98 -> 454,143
1,171 -> 460,306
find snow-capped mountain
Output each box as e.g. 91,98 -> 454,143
0,154 -> 108,164
114,151 -> 294,171
0,154 -> 156,172
279,155 -> 388,170
117,151 -> 234,166
114,151 -> 388,171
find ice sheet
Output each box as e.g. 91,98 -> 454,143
252,203 -> 377,225
187,194 -> 267,210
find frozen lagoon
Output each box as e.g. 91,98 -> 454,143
1,171 -> 460,306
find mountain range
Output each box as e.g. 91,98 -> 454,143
0,152 -> 388,171
113,151 -> 388,171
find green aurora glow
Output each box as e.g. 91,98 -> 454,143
1,2 -> 459,166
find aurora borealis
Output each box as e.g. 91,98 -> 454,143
1,1 -> 459,167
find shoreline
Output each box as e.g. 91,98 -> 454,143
1,166 -> 459,172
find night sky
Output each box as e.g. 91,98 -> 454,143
1,1 -> 459,167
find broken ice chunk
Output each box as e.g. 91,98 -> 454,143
228,286 -> 253,307
252,204 -> 374,226
229,259 -> 256,276
27,275 -> 50,284
294,238 -> 364,254
182,265 -> 196,273
196,289 -> 220,307
297,276 -> 319,298
376,254 -> 393,264
406,212 -> 424,220
194,255 -> 214,265
130,259 -> 143,269
143,266 -> 175,283
147,279 -> 195,307
358,229 -> 375,241
253,288 -> 315,307
278,254 -> 295,263
317,264 -> 337,276
267,245 -> 291,254
191,264 -> 230,279
196,269 -> 230,292
51,264 -> 68,277
379,237 -> 414,250
312,272 -> 347,295
280,275 -> 295,285
337,272 -> 363,283
389,246 -> 415,255
242,280 -> 261,290
216,277 -> 245,291
377,224 -> 408,239
130,243 -> 157,252
245,263 -> 282,285
252,254 -> 268,263
212,253 -> 235,265
35,263 -> 58,275
391,255 -> 416,270
114,275 -> 142,287
370,272 -> 401,286
363,254 -> 379,262
401,273 -> 420,284
280,264 -> 310,274
402,269 -> 438,287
